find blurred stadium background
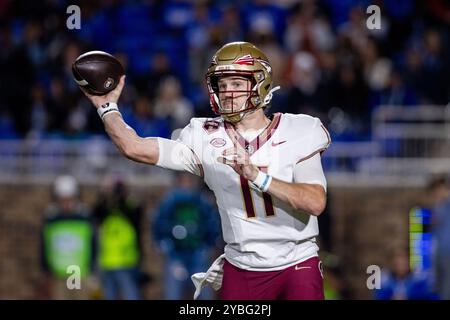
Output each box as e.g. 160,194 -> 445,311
0,0 -> 449,299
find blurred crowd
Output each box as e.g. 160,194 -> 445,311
373,176 -> 450,300
40,173 -> 222,300
39,172 -> 450,300
0,0 -> 449,142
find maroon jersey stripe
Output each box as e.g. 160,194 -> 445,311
262,192 -> 275,217
224,113 -> 281,155
240,176 -> 255,218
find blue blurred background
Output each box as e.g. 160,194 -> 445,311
0,0 -> 449,300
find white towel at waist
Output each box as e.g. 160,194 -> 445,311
191,254 -> 225,300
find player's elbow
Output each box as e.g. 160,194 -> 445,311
308,197 -> 326,216
120,141 -> 140,161
291,185 -> 326,216
122,144 -> 138,161
308,186 -> 327,216
292,194 -> 326,216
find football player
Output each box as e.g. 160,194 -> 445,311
82,42 -> 331,300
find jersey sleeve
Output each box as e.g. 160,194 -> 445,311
297,117 -> 331,163
293,153 -> 327,191
156,119 -> 203,176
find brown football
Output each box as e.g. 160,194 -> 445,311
72,51 -> 124,96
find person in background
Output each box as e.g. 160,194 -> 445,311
40,175 -> 95,299
431,176 -> 450,299
374,248 -> 437,300
92,176 -> 144,300
152,172 -> 221,300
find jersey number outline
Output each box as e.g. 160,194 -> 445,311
239,167 -> 275,218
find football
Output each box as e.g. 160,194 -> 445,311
72,51 -> 124,96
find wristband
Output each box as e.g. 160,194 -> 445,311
251,170 -> 273,192
97,102 -> 121,120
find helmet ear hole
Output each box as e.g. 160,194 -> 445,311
209,75 -> 219,92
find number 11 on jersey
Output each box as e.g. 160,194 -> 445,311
240,167 -> 275,218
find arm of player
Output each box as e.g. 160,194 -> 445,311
105,114 -> 159,164
82,76 -> 202,176
218,148 -> 326,216
81,75 -> 159,164
265,154 -> 327,216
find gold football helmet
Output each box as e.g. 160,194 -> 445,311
205,42 -> 280,123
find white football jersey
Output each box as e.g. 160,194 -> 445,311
157,113 -> 331,271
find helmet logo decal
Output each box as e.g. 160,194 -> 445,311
232,54 -> 254,65
258,59 -> 272,73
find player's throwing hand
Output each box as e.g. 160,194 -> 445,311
81,75 -> 126,109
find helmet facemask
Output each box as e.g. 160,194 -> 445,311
207,71 -> 260,123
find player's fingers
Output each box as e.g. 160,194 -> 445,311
217,155 -> 234,164
231,150 -> 250,165
217,156 -> 231,165
222,146 -> 247,159
236,153 -> 245,162
117,75 -> 125,90
225,152 -> 248,165
217,157 -> 244,175
222,147 -> 238,156
112,75 -> 125,95
219,154 -> 246,166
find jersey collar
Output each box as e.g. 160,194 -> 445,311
224,113 -> 281,156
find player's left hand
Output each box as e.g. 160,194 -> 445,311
217,146 -> 259,181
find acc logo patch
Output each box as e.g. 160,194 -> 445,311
210,138 -> 226,148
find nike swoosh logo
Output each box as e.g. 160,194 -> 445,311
295,266 -> 312,271
271,140 -> 286,147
